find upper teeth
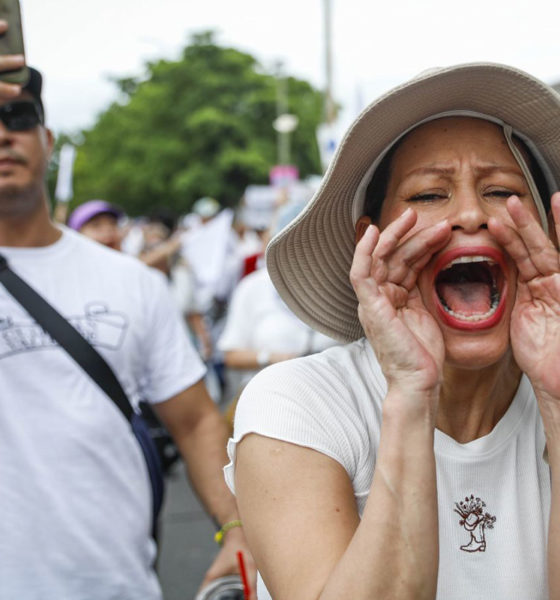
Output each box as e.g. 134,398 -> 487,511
445,255 -> 496,269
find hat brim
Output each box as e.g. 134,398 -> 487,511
266,62 -> 560,343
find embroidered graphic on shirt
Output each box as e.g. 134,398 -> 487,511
454,494 -> 496,553
0,302 -> 128,359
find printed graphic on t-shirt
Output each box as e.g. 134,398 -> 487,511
0,302 -> 128,358
454,494 -> 496,553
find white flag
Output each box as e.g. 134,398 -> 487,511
54,144 -> 77,203
180,208 -> 234,289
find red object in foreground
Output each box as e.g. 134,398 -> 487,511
237,551 -> 251,600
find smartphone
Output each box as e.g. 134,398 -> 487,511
0,0 -> 29,85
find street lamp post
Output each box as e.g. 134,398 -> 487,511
273,61 -> 298,166
324,0 -> 335,125
273,113 -> 299,166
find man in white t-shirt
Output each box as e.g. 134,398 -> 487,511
0,57 -> 254,599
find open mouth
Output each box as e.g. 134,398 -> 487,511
432,248 -> 507,330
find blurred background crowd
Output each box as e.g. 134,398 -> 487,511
63,178 -> 340,418
58,172 -> 342,599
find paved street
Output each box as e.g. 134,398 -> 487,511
157,461 -> 219,600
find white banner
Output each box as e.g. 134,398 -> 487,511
242,185 -> 281,230
54,144 -> 77,203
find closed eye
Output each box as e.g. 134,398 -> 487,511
408,192 -> 447,202
484,189 -> 518,199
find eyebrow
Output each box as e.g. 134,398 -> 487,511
403,165 -> 526,179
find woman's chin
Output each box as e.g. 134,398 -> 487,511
442,332 -> 511,370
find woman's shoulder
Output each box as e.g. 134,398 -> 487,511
236,339 -> 384,443
229,338 -> 384,492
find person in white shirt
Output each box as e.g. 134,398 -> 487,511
218,201 -> 338,397
0,50 -> 255,600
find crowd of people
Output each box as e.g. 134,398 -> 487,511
64,183 -> 327,411
2,15 -> 560,600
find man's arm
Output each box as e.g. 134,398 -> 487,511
224,349 -> 298,370
153,379 -> 256,596
139,235 -> 182,270
186,312 -> 213,361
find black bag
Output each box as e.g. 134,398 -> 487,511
139,400 -> 181,475
0,253 -> 165,536
131,412 -> 165,521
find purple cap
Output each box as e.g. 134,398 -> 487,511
67,200 -> 124,231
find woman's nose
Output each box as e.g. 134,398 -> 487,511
450,190 -> 489,232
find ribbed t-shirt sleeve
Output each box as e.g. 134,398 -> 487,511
224,354 -> 369,494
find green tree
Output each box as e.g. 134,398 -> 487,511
63,31 -> 324,216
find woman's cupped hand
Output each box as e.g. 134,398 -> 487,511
489,192 -> 560,402
350,208 -> 451,396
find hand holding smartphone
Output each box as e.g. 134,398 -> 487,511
0,0 -> 29,87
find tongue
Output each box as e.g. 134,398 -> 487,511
438,282 -> 491,316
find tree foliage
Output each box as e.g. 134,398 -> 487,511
60,31 -> 324,216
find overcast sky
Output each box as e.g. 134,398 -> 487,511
19,0 -> 560,134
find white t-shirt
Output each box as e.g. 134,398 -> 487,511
0,228 -> 206,600
225,339 -> 550,600
169,259 -> 210,316
218,268 -> 338,388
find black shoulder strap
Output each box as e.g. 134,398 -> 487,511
0,253 -> 133,422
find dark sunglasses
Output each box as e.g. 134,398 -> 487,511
0,101 -> 44,131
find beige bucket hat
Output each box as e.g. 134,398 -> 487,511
266,62 -> 560,343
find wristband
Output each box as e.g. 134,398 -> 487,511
214,519 -> 243,545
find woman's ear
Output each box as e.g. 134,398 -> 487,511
355,216 -> 372,244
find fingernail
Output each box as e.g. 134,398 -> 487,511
355,221 -> 371,243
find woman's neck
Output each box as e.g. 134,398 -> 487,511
436,352 -> 522,443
